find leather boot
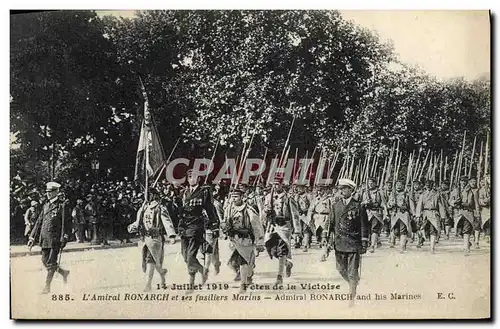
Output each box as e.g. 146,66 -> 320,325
389,233 -> 396,248
348,280 -> 357,308
201,267 -> 209,285
186,273 -> 196,295
463,234 -> 471,255
430,235 -> 436,254
42,268 -> 56,294
400,235 -> 407,253
57,267 -> 70,284
474,231 -> 480,249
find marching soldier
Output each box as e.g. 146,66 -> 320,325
263,176 -> 300,285
177,170 -> 220,293
415,180 -> 447,254
128,188 -> 169,291
307,184 -> 333,252
294,183 -> 312,251
478,175 -> 491,244
223,186 -> 265,293
387,180 -> 411,252
27,182 -> 71,294
409,180 -> 424,245
469,177 -> 481,248
449,176 -> 480,255
438,181 -> 453,240
326,179 -> 369,307
361,177 -> 388,253
381,181 -> 393,237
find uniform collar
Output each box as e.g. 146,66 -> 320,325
49,196 -> 59,204
343,196 -> 352,205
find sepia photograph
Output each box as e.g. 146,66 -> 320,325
9,9 -> 491,320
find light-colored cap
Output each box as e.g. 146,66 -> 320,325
338,178 -> 356,190
46,182 -> 61,192
31,201 -> 38,206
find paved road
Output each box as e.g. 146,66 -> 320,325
11,236 -> 490,319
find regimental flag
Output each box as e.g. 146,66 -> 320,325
134,87 -> 166,188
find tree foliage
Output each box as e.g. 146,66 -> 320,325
10,10 -> 491,182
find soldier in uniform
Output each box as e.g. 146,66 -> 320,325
85,194 -> 100,244
27,182 -> 71,294
117,197 -> 134,244
438,181 -> 453,240
326,179 -> 368,307
449,176 -> 480,255
24,200 -> 40,240
478,176 -> 491,244
71,199 -> 86,243
178,170 -> 220,293
223,186 -> 265,293
415,180 -> 447,253
263,176 -> 300,285
307,184 -> 333,251
100,199 -> 113,246
294,183 -> 312,251
128,188 -> 169,291
469,177 -> 481,248
387,180 -> 411,252
409,180 -> 424,245
381,181 -> 393,237
361,177 -> 388,253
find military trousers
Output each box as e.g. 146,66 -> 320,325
335,251 -> 361,285
41,247 -> 61,270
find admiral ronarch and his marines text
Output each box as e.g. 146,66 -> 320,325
10,10 -> 491,319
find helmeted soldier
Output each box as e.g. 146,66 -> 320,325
223,186 -> 265,293
326,178 -> 369,307
415,180 -> 447,254
361,177 -> 388,253
263,175 -> 300,285
27,182 -> 71,294
387,180 -> 411,252
177,169 -> 220,293
449,176 -> 480,255
128,188 -> 169,291
478,175 -> 491,244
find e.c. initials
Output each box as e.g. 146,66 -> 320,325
437,292 -> 455,300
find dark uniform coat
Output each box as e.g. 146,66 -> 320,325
29,197 -> 71,249
327,197 -> 369,284
328,198 -> 369,253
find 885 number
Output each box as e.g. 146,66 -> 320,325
51,294 -> 73,301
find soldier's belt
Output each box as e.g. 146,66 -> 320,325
274,217 -> 289,225
423,208 -> 438,211
314,212 -> 329,215
144,229 -> 161,237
